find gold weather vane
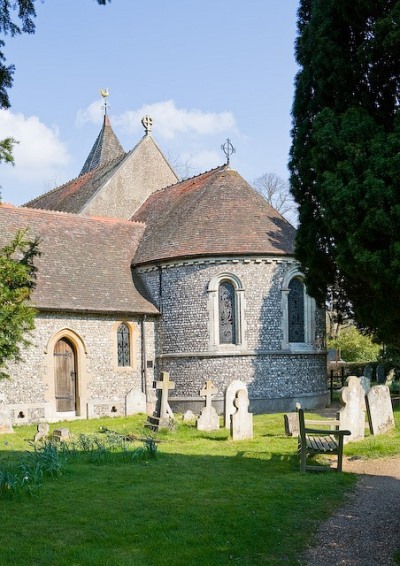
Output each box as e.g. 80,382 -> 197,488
99,88 -> 110,115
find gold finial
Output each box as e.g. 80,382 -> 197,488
99,88 -> 109,115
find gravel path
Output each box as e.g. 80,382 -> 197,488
304,456 -> 400,565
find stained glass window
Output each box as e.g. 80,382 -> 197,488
219,281 -> 236,344
288,279 -> 305,342
117,323 -> 130,366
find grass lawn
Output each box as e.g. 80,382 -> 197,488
0,409 -> 399,566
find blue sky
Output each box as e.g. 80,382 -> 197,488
0,0 -> 299,205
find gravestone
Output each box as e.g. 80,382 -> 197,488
360,376 -> 371,394
338,375 -> 366,443
230,389 -> 253,440
366,385 -> 395,435
53,428 -> 70,442
182,410 -> 195,422
153,371 -> 175,428
126,389 -> 147,415
34,422 -> 49,442
197,381 -> 220,431
376,364 -> 386,384
284,413 -> 299,436
363,364 -> 373,381
0,410 -> 14,434
385,369 -> 395,389
224,380 -> 248,429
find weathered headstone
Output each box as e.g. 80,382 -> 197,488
126,389 -> 147,415
284,413 -> 299,436
182,410 -> 195,422
224,380 -> 248,429
338,375 -> 366,443
385,369 -> 395,389
366,385 -> 395,435
376,364 -> 386,384
0,410 -> 14,434
155,371 -> 175,428
53,428 -> 70,442
34,422 -> 49,442
197,381 -> 220,431
360,376 -> 371,394
230,389 -> 253,440
363,364 -> 373,381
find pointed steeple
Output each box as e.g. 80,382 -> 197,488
79,113 -> 125,176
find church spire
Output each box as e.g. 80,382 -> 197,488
79,90 -> 125,176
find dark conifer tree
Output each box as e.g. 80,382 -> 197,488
289,0 -> 400,346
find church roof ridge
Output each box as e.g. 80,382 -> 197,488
149,164 -> 227,196
23,152 -> 127,210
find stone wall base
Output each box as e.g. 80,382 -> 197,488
169,390 -> 329,416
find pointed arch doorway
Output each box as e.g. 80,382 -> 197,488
54,337 -> 77,412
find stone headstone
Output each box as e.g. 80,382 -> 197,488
359,376 -> 371,394
182,410 -> 195,422
154,371 -> 175,428
53,428 -> 70,442
0,410 -> 14,434
284,413 -> 299,436
363,364 -> 373,380
376,364 -> 385,384
385,369 -> 395,389
230,389 -> 253,440
197,381 -> 220,431
126,389 -> 147,415
366,385 -> 395,435
338,375 -> 366,443
34,422 -> 49,442
224,380 -> 248,429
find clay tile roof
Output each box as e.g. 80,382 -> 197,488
131,166 -> 296,266
23,154 -> 126,214
0,204 -> 158,315
80,114 -> 125,176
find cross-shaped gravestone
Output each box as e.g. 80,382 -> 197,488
200,380 -> 218,409
338,375 -> 366,443
155,371 -> 175,421
231,389 -> 253,440
197,380 -> 220,431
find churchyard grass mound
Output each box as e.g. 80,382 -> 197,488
0,410 -> 399,565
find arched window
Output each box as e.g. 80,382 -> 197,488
208,273 -> 246,351
288,278 -> 305,343
219,281 -> 236,344
281,267 -> 316,351
117,323 -> 130,367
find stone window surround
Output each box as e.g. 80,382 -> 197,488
44,328 -> 89,417
281,267 -> 316,352
207,272 -> 247,352
112,321 -> 138,371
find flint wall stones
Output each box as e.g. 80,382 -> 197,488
137,258 -> 327,408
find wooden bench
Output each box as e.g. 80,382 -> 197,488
298,408 -> 351,472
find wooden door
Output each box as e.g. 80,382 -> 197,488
54,338 -> 76,412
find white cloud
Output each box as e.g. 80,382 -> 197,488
76,100 -> 103,127
181,149 -> 222,173
76,99 -> 236,139
0,109 -> 70,181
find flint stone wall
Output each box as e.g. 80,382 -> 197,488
137,257 -> 327,413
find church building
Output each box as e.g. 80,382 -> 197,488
0,111 -> 328,424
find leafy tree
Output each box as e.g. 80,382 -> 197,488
328,326 -> 380,363
252,172 -> 298,225
289,0 -> 400,347
0,229 -> 40,379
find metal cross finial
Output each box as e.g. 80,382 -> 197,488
141,115 -> 153,135
221,138 -> 236,166
99,88 -> 109,115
